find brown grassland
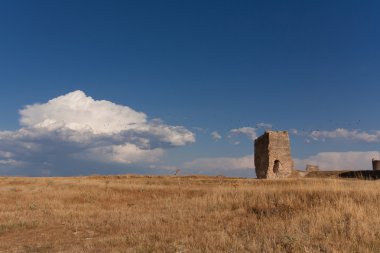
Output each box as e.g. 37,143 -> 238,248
0,175 -> 379,253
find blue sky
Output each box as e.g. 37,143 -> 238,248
1,1 -> 380,176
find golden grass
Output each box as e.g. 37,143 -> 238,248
0,175 -> 379,252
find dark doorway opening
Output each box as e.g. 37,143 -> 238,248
273,160 -> 280,174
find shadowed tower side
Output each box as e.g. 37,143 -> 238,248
254,131 -> 293,179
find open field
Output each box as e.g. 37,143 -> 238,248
0,175 -> 379,253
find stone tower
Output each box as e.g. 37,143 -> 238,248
254,131 -> 293,179
306,164 -> 319,172
372,159 -> 380,171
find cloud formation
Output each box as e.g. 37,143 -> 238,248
229,127 -> 257,140
309,129 -> 380,142
228,123 -> 272,142
294,151 -> 380,171
183,155 -> 254,171
183,155 -> 255,177
182,150 -> 379,177
211,131 -> 222,140
293,128 -> 380,143
0,90 -> 195,175
256,123 -> 272,129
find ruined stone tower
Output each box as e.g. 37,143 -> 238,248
372,159 -> 380,171
254,131 -> 293,179
306,164 -> 319,172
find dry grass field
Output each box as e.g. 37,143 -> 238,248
0,175 -> 379,253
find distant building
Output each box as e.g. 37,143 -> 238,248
372,159 -> 380,171
254,131 -> 293,179
306,164 -> 319,172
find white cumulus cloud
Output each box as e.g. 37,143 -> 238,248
229,127 -> 257,140
228,123 -> 273,142
211,131 -> 222,140
19,90 -> 147,134
0,90 -> 195,175
309,128 -> 380,142
293,128 -> 380,143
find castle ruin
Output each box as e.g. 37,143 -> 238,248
306,164 -> 319,172
254,131 -> 293,179
372,159 -> 380,171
